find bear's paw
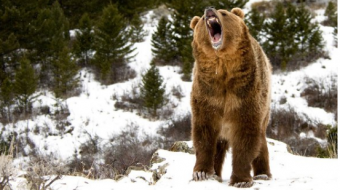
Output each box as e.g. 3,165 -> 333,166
232,181 -> 254,188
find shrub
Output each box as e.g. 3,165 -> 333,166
68,122 -> 162,178
25,154 -> 67,190
114,83 -> 143,112
73,131 -> 100,176
267,107 -> 302,141
158,113 -> 192,148
287,137 -> 320,156
104,123 -> 159,174
0,139 -> 15,190
326,125 -> 337,158
300,75 -> 337,113
0,134 -> 11,155
267,106 -> 330,157
316,125 -> 337,158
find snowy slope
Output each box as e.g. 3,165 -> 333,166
2,1 -> 337,161
35,139 -> 337,190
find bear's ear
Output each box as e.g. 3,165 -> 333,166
190,16 -> 200,30
231,8 -> 244,19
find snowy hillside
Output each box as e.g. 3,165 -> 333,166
1,1 -> 337,161
22,140 -> 337,190
0,0 -> 338,189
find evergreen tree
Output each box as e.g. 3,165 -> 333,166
245,7 -> 266,41
0,77 -> 14,122
130,13 -> 148,43
93,4 -> 136,83
0,0 -> 49,50
324,1 -> 337,27
13,57 -> 38,114
73,13 -> 94,65
263,3 -> 324,70
0,33 -> 20,82
140,62 -> 166,117
324,1 -> 338,47
52,47 -> 79,98
115,0 -> 159,20
151,16 -> 177,64
57,0 -> 111,28
167,0 -> 205,80
30,1 -> 70,86
333,26 -> 338,47
263,2 -> 292,70
212,0 -> 249,10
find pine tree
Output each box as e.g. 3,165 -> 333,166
52,47 -> 79,98
181,40 -> 194,81
0,77 -> 14,122
30,1 -> 70,86
13,57 -> 38,114
263,2 -> 324,70
211,0 -> 249,10
324,1 -> 337,27
151,16 -> 177,64
245,7 -> 266,41
0,0 -> 49,50
130,13 -> 148,43
167,0 -> 204,80
288,4 -> 323,66
73,13 -> 94,65
93,4 -> 136,83
324,1 -> 338,47
140,62 -> 166,117
333,26 -> 338,47
263,2 -> 291,70
115,0 -> 159,20
0,33 -> 20,82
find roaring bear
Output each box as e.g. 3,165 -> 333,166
190,7 -> 272,188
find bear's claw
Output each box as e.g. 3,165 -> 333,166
253,174 -> 270,180
192,171 -> 222,182
232,181 -> 254,188
193,171 -> 209,181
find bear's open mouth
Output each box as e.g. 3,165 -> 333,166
205,12 -> 222,49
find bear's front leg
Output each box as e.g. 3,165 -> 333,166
191,102 -> 221,181
229,124 -> 261,188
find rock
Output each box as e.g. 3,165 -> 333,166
152,163 -> 169,183
150,151 -> 166,165
169,141 -> 195,154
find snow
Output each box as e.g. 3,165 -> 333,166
42,140 -> 339,190
1,1 -> 339,189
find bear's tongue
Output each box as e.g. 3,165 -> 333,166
213,33 -> 221,42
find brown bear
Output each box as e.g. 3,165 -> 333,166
189,7 -> 272,188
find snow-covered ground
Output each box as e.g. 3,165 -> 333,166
1,0 -> 338,189
16,139 -> 334,190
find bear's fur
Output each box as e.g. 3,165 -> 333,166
190,7 -> 272,187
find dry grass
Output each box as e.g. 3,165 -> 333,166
25,154 -> 67,190
0,138 -> 16,190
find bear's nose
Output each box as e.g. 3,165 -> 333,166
205,6 -> 216,17
205,6 -> 215,11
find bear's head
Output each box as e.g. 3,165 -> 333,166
190,7 -> 247,55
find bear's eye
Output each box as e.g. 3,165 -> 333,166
221,12 -> 227,16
